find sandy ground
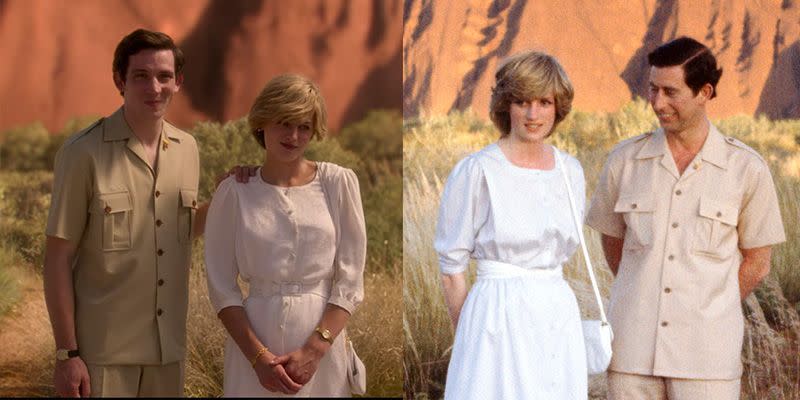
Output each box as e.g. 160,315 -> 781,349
0,266 -> 54,397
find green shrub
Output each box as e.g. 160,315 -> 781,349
0,171 -> 53,266
0,122 -> 50,171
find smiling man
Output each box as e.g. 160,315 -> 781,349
43,29 -> 208,397
586,37 -> 786,399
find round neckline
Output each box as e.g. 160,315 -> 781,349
257,163 -> 319,190
492,142 -> 559,173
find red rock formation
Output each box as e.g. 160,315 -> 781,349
0,0 -> 402,133
403,0 -> 800,120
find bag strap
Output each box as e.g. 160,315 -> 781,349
554,148 -> 608,324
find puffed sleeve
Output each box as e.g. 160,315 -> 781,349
328,168 -> 366,315
434,155 -> 484,275
737,160 -> 786,249
45,142 -> 93,244
204,178 -> 244,314
586,153 -> 625,238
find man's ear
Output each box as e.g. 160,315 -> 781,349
175,73 -> 184,92
699,83 -> 713,100
113,72 -> 125,96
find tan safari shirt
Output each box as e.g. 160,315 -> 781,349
586,123 -> 786,380
46,107 -> 199,365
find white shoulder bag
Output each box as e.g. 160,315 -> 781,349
555,150 -> 614,375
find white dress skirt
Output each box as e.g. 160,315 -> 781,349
435,144 -> 588,399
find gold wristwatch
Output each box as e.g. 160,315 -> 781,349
56,348 -> 80,361
315,326 -> 334,344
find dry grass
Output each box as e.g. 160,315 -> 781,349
0,243 -> 401,398
403,105 -> 800,399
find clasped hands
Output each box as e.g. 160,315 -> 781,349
254,341 -> 328,395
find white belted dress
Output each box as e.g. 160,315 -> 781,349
435,143 -> 588,399
204,162 -> 366,397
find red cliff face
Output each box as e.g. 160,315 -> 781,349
403,0 -> 800,120
0,0 -> 402,133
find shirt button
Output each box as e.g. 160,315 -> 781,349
668,255 -> 675,261
104,206 -> 112,214
287,209 -> 293,215
158,279 -> 165,286
675,190 -> 682,195
716,211 -> 722,217
157,309 -> 163,316
192,200 -> 197,207
631,203 -> 638,209
664,287 -> 671,293
672,222 -> 678,228
157,249 -> 164,256
156,219 -> 163,227
661,321 -> 668,327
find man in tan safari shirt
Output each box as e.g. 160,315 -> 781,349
586,37 -> 786,399
43,29 -> 209,397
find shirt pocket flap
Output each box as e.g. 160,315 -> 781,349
91,191 -> 132,214
180,189 -> 198,209
699,197 -> 738,226
614,194 -> 655,213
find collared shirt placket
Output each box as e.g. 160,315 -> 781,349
653,156 -> 703,374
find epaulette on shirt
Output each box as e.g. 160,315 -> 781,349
722,135 -> 767,163
609,131 -> 654,154
62,117 -> 104,147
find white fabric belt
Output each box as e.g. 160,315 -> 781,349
249,280 -> 331,298
476,259 -> 563,280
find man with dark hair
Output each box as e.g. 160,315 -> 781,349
43,28 -> 209,397
587,36 -> 785,399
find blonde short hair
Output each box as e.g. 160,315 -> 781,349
489,51 -> 574,137
248,74 -> 328,147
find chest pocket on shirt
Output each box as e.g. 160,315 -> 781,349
179,189 -> 197,244
693,197 -> 738,259
614,194 -> 655,250
92,191 -> 133,251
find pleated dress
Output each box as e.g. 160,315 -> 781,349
435,143 -> 588,400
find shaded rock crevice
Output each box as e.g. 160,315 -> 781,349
620,0 -> 678,100
179,0 -> 264,122
449,0 -> 526,113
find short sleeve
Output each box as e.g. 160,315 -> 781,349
204,178 -> 245,314
327,168 -> 366,314
45,143 -> 93,243
586,154 -> 625,238
737,162 -> 786,249
434,156 -> 484,275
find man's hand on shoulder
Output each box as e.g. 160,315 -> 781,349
54,356 -> 90,397
215,165 -> 259,188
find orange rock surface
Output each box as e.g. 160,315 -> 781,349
0,0 -> 402,133
403,0 -> 800,120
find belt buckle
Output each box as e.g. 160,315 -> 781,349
280,281 -> 302,296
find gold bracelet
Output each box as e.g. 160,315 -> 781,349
251,346 -> 269,368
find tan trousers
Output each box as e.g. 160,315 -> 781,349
607,371 -> 740,400
86,361 -> 184,397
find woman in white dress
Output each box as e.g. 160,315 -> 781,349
204,74 -> 366,397
436,51 -> 588,399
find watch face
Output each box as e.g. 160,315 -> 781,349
56,349 -> 68,361
322,330 -> 331,339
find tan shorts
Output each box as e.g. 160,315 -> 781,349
86,361 -> 184,397
607,371 -> 740,400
